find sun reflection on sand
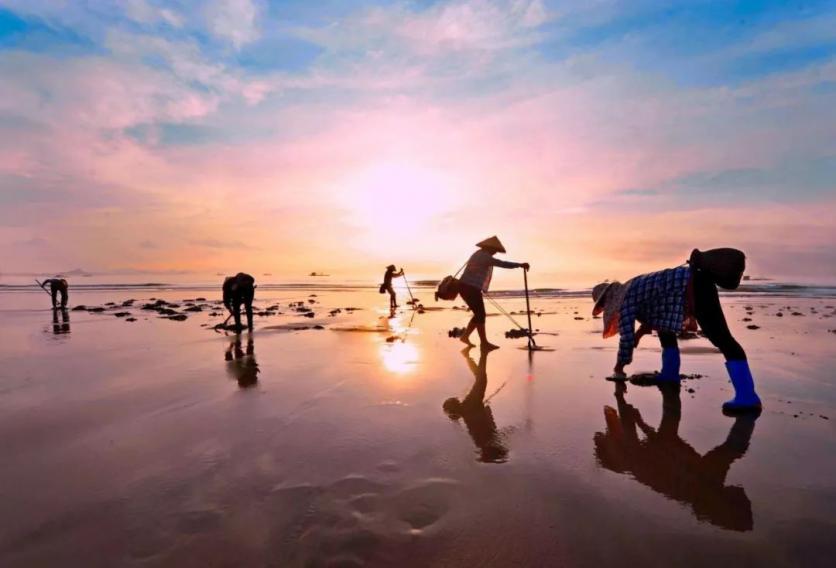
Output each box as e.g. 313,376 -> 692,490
377,311 -> 421,375
380,340 -> 420,375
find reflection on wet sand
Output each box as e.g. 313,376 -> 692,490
594,382 -> 758,531
443,348 -> 509,463
378,310 -> 420,375
224,333 -> 259,388
51,309 -> 70,335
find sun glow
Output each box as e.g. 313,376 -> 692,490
341,161 -> 460,254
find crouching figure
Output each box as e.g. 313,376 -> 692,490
223,272 -> 255,332
591,248 -> 761,414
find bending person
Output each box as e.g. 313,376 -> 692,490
40,278 -> 69,309
591,249 -> 761,413
458,236 -> 529,350
222,272 -> 255,332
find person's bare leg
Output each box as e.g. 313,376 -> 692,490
460,316 -> 476,347
477,322 -> 499,350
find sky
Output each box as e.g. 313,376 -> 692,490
0,0 -> 834,286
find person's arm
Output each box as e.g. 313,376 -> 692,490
614,304 -> 636,376
490,258 -> 529,270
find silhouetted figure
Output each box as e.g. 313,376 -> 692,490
225,333 -> 259,388
380,265 -> 404,310
594,382 -> 757,531
40,278 -> 68,309
591,248 -> 761,413
443,348 -> 508,463
51,309 -> 70,335
222,272 -> 255,332
458,236 -> 529,350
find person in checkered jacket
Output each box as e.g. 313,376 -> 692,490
591,251 -> 761,415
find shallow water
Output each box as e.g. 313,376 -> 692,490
0,289 -> 834,567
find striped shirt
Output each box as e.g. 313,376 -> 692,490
618,266 -> 692,365
460,249 -> 520,292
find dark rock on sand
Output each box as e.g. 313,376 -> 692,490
303,312 -> 315,318
505,328 -> 532,339
791,311 -> 804,316
88,307 -> 106,313
314,325 -> 325,330
166,314 -> 188,321
72,305 -> 86,311
126,317 -> 137,322
157,308 -> 178,316
678,331 -> 702,340
184,305 -> 203,312
113,312 -> 131,317
747,324 -> 761,330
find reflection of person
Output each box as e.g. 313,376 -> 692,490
594,382 -> 758,531
443,348 -> 508,463
591,249 -> 761,413
40,278 -> 69,309
222,273 -> 255,331
380,265 -> 404,310
51,309 -> 70,335
225,334 -> 259,388
458,236 -> 529,350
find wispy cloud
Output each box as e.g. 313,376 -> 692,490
0,0 -> 834,281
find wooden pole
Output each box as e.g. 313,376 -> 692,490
402,270 -> 416,305
34,279 -> 52,297
523,269 -> 536,350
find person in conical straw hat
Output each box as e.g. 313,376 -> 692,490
591,249 -> 761,414
380,264 -> 404,311
458,236 -> 529,350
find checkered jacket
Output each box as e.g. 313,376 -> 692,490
618,266 -> 692,365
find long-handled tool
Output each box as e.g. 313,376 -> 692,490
523,269 -> 537,350
34,279 -> 52,298
401,270 -> 418,307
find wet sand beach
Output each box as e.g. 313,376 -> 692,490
1,286 -> 834,567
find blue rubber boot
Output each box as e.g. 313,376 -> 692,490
657,347 -> 681,381
723,360 -> 762,414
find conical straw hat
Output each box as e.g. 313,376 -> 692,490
476,235 -> 506,253
591,280 -> 627,339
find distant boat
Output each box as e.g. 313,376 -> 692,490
309,272 -> 329,277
